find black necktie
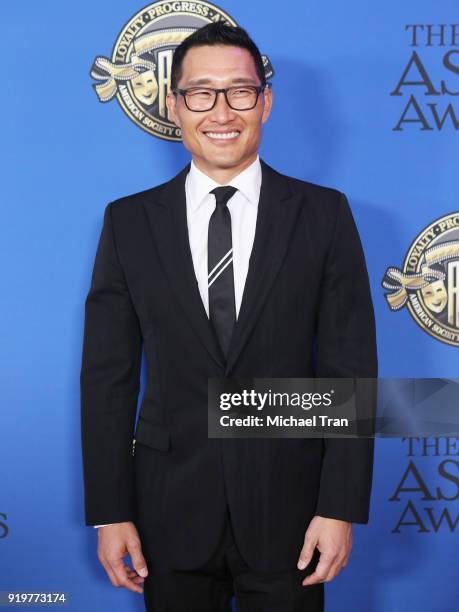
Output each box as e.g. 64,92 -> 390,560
208,186 -> 238,358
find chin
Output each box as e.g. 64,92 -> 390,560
201,152 -> 240,167
213,156 -> 242,167
213,147 -> 253,163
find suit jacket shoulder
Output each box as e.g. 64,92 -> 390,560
261,159 -> 344,213
106,163 -> 191,225
108,181 -> 166,213
260,161 -> 351,250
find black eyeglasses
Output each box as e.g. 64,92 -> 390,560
172,83 -> 271,112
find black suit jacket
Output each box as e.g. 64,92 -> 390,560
80,159 -> 377,573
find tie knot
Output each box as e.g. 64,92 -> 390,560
210,186 -> 237,207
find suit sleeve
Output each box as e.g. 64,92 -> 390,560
314,192 -> 377,524
80,202 -> 142,526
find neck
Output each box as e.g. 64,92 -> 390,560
192,154 -> 258,184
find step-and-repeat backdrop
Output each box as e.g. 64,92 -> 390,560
1,1 -> 457,610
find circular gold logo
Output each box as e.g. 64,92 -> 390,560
90,1 -> 274,141
383,212 -> 459,346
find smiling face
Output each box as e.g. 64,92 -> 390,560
421,279 -> 448,314
166,44 -> 272,183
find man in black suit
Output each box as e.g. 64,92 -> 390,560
80,22 -> 377,612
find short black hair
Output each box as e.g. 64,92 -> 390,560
170,22 -> 266,90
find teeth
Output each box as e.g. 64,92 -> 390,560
206,131 -> 240,140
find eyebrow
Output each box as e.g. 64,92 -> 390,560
184,77 -> 259,86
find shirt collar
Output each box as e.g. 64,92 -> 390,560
186,155 -> 261,213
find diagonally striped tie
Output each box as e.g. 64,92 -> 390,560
208,186 -> 237,358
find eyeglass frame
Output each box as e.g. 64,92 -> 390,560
171,82 -> 272,112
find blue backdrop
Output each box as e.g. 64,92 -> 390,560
1,1 -> 457,610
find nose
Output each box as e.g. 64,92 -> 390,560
210,90 -> 237,122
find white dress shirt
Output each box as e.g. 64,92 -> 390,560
94,155 -> 262,527
185,155 -> 261,319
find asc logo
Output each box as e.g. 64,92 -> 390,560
90,1 -> 274,141
382,212 -> 459,346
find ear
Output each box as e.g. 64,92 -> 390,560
166,92 -> 181,127
261,85 -> 273,125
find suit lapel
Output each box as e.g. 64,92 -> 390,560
143,163 -> 226,369
224,159 -> 302,375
